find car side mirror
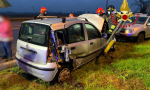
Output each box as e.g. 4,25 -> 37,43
147,23 -> 150,26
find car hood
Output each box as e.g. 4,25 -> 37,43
125,23 -> 143,29
78,14 -> 104,31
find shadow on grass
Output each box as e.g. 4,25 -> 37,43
18,72 -> 37,81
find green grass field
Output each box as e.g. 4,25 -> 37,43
0,40 -> 150,90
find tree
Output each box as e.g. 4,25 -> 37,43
131,0 -> 150,14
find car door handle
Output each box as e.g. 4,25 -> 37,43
71,47 -> 76,50
90,42 -> 93,45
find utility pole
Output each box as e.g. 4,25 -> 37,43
106,0 -> 108,13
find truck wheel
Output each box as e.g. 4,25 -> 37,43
57,65 -> 71,84
137,33 -> 144,43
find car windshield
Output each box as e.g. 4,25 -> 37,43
19,23 -> 49,47
126,17 -> 148,24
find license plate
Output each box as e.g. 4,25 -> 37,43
20,48 -> 36,61
24,51 -> 36,60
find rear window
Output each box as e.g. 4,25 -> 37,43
19,23 -> 49,47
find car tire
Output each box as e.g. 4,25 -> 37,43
55,65 -> 71,84
137,33 -> 145,43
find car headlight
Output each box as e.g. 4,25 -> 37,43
125,29 -> 134,34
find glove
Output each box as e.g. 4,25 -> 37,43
102,33 -> 107,39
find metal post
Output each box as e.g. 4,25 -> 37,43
106,0 -> 108,14
116,21 -> 127,33
105,20 -> 123,48
95,20 -> 124,64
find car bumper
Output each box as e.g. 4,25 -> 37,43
15,53 -> 58,82
115,33 -> 137,41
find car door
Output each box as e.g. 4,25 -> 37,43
66,23 -> 89,66
145,17 -> 150,37
83,23 -> 102,60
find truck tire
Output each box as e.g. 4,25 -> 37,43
137,33 -> 144,43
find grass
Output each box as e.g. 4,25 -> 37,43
109,40 -> 150,89
0,40 -> 150,89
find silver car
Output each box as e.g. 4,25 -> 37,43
15,14 -> 107,84
116,14 -> 150,43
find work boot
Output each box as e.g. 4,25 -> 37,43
5,58 -> 12,62
1,55 -> 7,59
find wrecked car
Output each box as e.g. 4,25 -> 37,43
15,14 -> 107,84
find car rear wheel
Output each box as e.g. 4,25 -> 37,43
137,33 -> 144,43
57,66 -> 71,84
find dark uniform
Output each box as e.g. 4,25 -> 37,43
100,13 -> 109,34
106,13 -> 117,39
105,5 -> 117,51
39,13 -> 47,16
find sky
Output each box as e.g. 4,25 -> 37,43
0,0 -> 137,13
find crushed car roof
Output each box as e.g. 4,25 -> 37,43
23,18 -> 63,25
22,18 -> 88,30
22,18 -> 84,25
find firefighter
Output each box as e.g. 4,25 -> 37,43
69,13 -> 74,18
106,5 -> 117,52
96,7 -> 109,38
39,7 -> 47,16
96,7 -> 107,19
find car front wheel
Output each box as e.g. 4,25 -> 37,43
137,33 -> 144,43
